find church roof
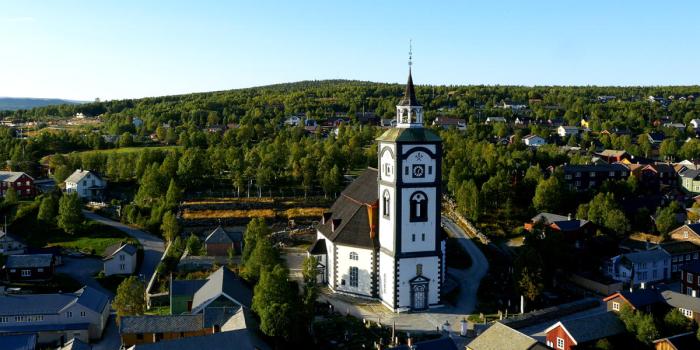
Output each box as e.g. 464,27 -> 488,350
398,70 -> 420,107
376,127 -> 441,143
316,168 -> 378,249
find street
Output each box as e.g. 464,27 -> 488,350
83,210 -> 165,283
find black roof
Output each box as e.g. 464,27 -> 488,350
654,332 -> 700,349
562,163 -> 629,173
308,238 -> 327,255
613,289 -> 663,309
398,70 -> 420,107
316,168 -> 378,249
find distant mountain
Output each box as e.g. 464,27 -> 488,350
0,97 -> 84,111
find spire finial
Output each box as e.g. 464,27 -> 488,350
408,39 -> 413,70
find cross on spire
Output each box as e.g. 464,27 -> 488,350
408,39 -> 413,69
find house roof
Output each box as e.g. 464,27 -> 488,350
388,337 -> 459,350
316,168 -> 379,249
65,169 -> 103,184
120,314 -> 204,334
532,213 -> 569,225
680,169 -> 700,179
653,332 -> 700,350
204,226 -> 243,245
127,328 -> 269,350
308,238 -> 327,255
662,290 -> 700,312
103,242 -> 137,260
603,289 -> 663,309
5,254 -> 53,268
660,241 -> 700,255
58,337 -> 91,350
171,279 -> 208,298
621,248 -> 670,265
648,132 -> 665,142
0,171 -> 31,183
190,267 -> 253,313
544,312 -> 624,345
562,163 -> 629,173
466,322 -> 543,350
202,306 -> 241,328
598,150 -> 628,157
0,334 -> 37,350
0,286 -> 109,316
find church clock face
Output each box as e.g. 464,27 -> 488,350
412,164 -> 425,178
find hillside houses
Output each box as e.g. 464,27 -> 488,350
64,170 -> 106,201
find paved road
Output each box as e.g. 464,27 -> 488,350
83,210 -> 165,284
56,256 -> 113,296
316,215 -> 490,348
92,315 -> 121,350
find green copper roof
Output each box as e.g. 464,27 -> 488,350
376,127 -> 441,143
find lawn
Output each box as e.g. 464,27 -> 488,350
11,207 -> 136,256
182,208 -> 276,219
40,145 -> 181,163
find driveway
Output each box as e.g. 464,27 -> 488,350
83,210 -> 165,284
56,256 -> 112,296
315,215 -> 489,348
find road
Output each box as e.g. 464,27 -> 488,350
315,215 -> 489,348
56,257 -> 112,296
83,210 -> 165,284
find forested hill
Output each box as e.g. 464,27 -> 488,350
0,97 -> 84,111
4,80 -> 700,128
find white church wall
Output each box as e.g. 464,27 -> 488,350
397,256 -> 441,308
378,184 -> 396,252
378,252 -> 395,308
334,245 -> 374,297
317,230 -> 336,289
400,187 -> 437,253
379,143 -> 396,183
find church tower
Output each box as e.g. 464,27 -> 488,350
376,52 -> 444,312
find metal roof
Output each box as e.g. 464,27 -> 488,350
0,286 -> 108,316
376,127 -> 441,143
204,226 -> 243,245
0,171 -> 31,183
64,170 -> 103,185
0,334 -> 37,350
190,267 -> 252,313
662,290 -> 700,312
5,254 -> 53,268
466,322 -> 542,350
120,314 -> 204,334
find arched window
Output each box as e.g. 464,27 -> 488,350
349,252 -> 358,261
409,192 -> 428,222
383,190 -> 390,218
416,264 -> 423,276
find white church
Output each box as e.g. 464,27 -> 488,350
309,64 -> 446,312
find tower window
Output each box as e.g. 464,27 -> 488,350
383,190 -> 390,218
412,234 -> 416,242
416,264 -> 423,276
428,166 -> 433,175
349,252 -> 358,260
409,192 -> 428,222
422,233 -> 425,241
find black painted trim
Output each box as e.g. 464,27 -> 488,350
400,146 -> 436,160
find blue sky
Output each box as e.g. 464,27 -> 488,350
1,1 -> 699,100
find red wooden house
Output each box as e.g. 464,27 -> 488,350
544,312 -> 625,350
0,171 -> 36,197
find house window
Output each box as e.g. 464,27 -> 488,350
557,337 -> 565,349
120,264 -> 125,270
689,273 -> 694,283
412,234 -> 416,242
349,267 -> 358,287
349,252 -> 358,261
416,264 -> 423,276
687,287 -> 694,295
136,333 -> 144,340
685,231 -> 689,239
382,190 -> 390,218
609,171 -> 615,177
409,192 -> 428,222
575,172 -> 581,178
37,268 -> 43,273
421,233 -> 425,241
120,254 -> 125,261
21,270 -> 31,277
680,308 -> 693,318
66,311 -> 73,318
80,311 -> 86,317
0,317 -> 8,323
612,301 -> 620,311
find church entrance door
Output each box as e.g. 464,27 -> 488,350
413,284 -> 426,310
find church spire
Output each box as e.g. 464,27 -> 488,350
398,40 -> 420,107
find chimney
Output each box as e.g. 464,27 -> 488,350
640,282 -> 645,290
567,213 -> 572,221
322,212 -> 332,224
693,290 -> 698,298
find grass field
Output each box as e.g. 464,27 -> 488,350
41,145 -> 181,164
